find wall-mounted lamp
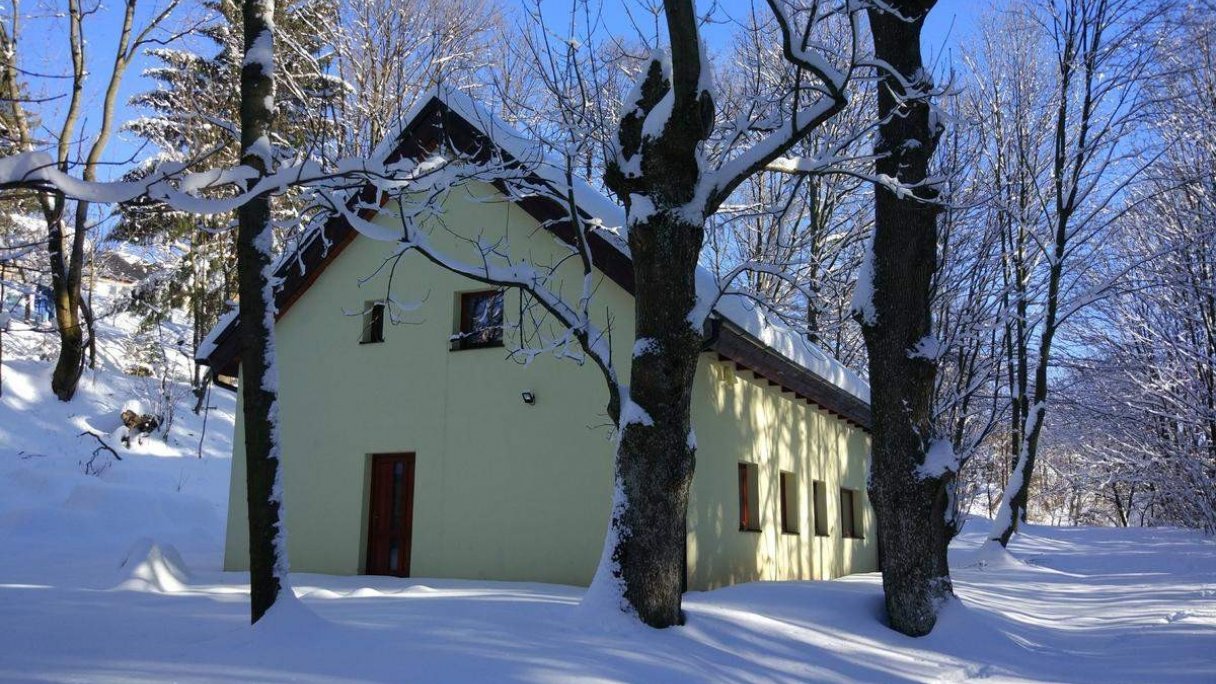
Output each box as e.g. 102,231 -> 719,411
521,391 -> 536,405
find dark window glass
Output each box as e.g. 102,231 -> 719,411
840,488 -> 860,539
363,301 -> 385,344
813,480 -> 829,536
780,472 -> 799,534
455,290 -> 504,350
738,463 -> 760,532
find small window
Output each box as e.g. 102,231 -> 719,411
780,472 -> 799,534
452,290 -> 504,350
362,301 -> 385,344
813,480 -> 829,537
840,487 -> 861,539
738,463 -> 760,532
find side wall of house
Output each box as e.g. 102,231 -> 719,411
223,183 -> 876,588
688,361 -> 877,588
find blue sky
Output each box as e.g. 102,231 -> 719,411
16,0 -> 978,180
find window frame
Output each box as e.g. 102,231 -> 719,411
737,462 -> 761,533
452,289 -> 505,351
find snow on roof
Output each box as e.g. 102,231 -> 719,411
709,280 -> 870,403
94,249 -> 153,283
199,88 -> 869,404
372,87 -> 629,235
196,305 -> 238,363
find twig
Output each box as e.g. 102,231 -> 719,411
79,430 -> 122,461
196,380 -> 212,459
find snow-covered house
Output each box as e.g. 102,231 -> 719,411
197,91 -> 878,590
91,248 -> 153,302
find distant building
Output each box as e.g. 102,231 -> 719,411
91,249 -> 152,301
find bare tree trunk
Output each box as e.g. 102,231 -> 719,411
1111,482 -> 1129,527
46,0 -> 87,401
49,204 -> 85,401
191,231 -> 204,392
585,0 -> 854,629
85,240 -> 97,369
611,210 -> 705,627
596,3 -> 712,627
859,0 -> 951,638
193,371 -> 211,415
237,0 -> 289,624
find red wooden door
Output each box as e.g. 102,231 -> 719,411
365,453 -> 415,577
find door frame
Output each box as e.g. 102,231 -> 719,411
363,452 -> 416,577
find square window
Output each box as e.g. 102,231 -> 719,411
840,487 -> 862,539
362,301 -> 385,344
453,290 -> 504,350
813,480 -> 829,537
738,462 -> 761,532
780,472 -> 799,534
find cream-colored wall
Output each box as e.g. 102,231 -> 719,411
223,183 -> 877,589
687,361 -> 877,588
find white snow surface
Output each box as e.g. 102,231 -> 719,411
632,336 -> 658,358
620,397 -> 655,428
918,438 -> 958,480
2,351 -> 1215,681
851,234 -> 877,327
242,28 -> 275,75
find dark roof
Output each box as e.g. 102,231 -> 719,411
94,250 -> 151,284
197,94 -> 871,431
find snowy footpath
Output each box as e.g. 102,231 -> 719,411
1,361 -> 1214,683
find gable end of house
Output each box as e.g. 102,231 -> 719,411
196,94 -> 871,431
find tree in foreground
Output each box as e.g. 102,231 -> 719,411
588,0 -> 868,628
855,0 -> 952,637
236,0 -> 291,624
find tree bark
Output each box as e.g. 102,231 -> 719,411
237,0 -> 288,625
589,0 -> 854,628
611,212 -> 705,628
85,245 -> 97,370
593,0 -> 712,629
49,205 -> 85,401
859,0 -> 951,638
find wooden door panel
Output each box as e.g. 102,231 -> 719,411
366,453 -> 415,577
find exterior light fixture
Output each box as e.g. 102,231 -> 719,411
521,391 -> 536,405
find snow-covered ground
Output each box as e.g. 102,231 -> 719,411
1,353 -> 1214,683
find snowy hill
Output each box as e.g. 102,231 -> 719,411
0,350 -> 1214,682
0,358 -> 235,567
